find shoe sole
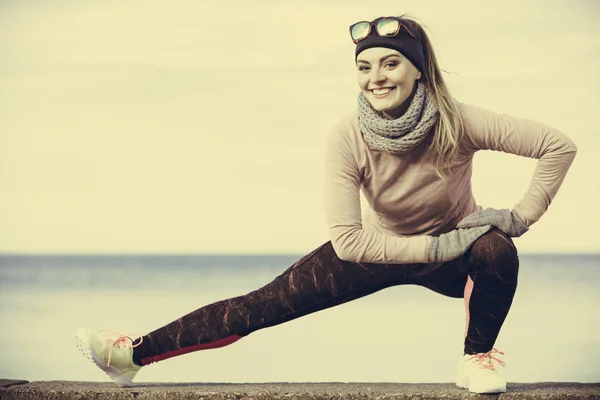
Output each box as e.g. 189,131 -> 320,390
468,385 -> 506,394
456,376 -> 506,394
73,328 -> 137,388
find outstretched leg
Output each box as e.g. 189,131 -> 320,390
132,241 -> 421,366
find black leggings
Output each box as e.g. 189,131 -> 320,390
132,228 -> 519,366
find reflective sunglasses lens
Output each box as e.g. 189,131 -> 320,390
376,19 -> 400,37
351,22 -> 370,41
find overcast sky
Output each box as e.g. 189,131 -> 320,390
1,0 -> 598,254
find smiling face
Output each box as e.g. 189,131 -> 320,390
356,47 -> 422,119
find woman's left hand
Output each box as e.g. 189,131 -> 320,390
457,208 -> 529,237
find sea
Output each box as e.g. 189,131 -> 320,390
1,252 -> 599,384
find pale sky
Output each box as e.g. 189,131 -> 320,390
1,0 -> 598,254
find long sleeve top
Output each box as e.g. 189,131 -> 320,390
324,102 -> 577,264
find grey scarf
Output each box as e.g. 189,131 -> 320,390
357,82 -> 439,154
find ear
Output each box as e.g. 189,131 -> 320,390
416,70 -> 422,80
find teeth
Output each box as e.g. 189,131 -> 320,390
373,88 -> 393,95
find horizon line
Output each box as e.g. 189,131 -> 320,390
1,251 -> 599,257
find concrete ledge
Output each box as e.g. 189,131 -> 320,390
0,381 -> 599,399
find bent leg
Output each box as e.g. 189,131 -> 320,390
412,228 -> 519,354
133,241 -> 418,365
463,229 -> 519,354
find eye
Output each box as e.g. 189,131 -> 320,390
357,65 -> 370,71
384,61 -> 398,68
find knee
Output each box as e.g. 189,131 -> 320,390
468,228 -> 519,280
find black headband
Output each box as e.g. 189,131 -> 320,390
355,24 -> 425,73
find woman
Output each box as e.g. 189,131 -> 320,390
74,15 -> 577,394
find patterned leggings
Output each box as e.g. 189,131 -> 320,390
132,228 -> 519,366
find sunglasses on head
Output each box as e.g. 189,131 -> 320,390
349,17 -> 417,44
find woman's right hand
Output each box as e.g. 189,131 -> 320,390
430,225 -> 492,263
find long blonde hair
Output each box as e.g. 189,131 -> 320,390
402,16 -> 464,180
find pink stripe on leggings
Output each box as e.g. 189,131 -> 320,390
139,334 -> 243,365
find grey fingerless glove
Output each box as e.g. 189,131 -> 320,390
430,225 -> 492,263
457,208 -> 529,237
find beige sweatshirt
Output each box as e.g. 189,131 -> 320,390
324,102 -> 577,264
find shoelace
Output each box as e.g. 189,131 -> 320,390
467,348 -> 505,371
99,329 -> 144,367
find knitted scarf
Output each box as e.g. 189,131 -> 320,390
357,82 -> 439,154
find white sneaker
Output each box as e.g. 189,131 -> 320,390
74,328 -> 143,387
456,348 -> 507,394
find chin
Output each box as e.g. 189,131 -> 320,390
366,96 -> 401,111
371,101 -> 403,113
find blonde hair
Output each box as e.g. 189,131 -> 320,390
402,16 -> 464,181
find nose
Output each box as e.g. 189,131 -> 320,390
369,68 -> 386,85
